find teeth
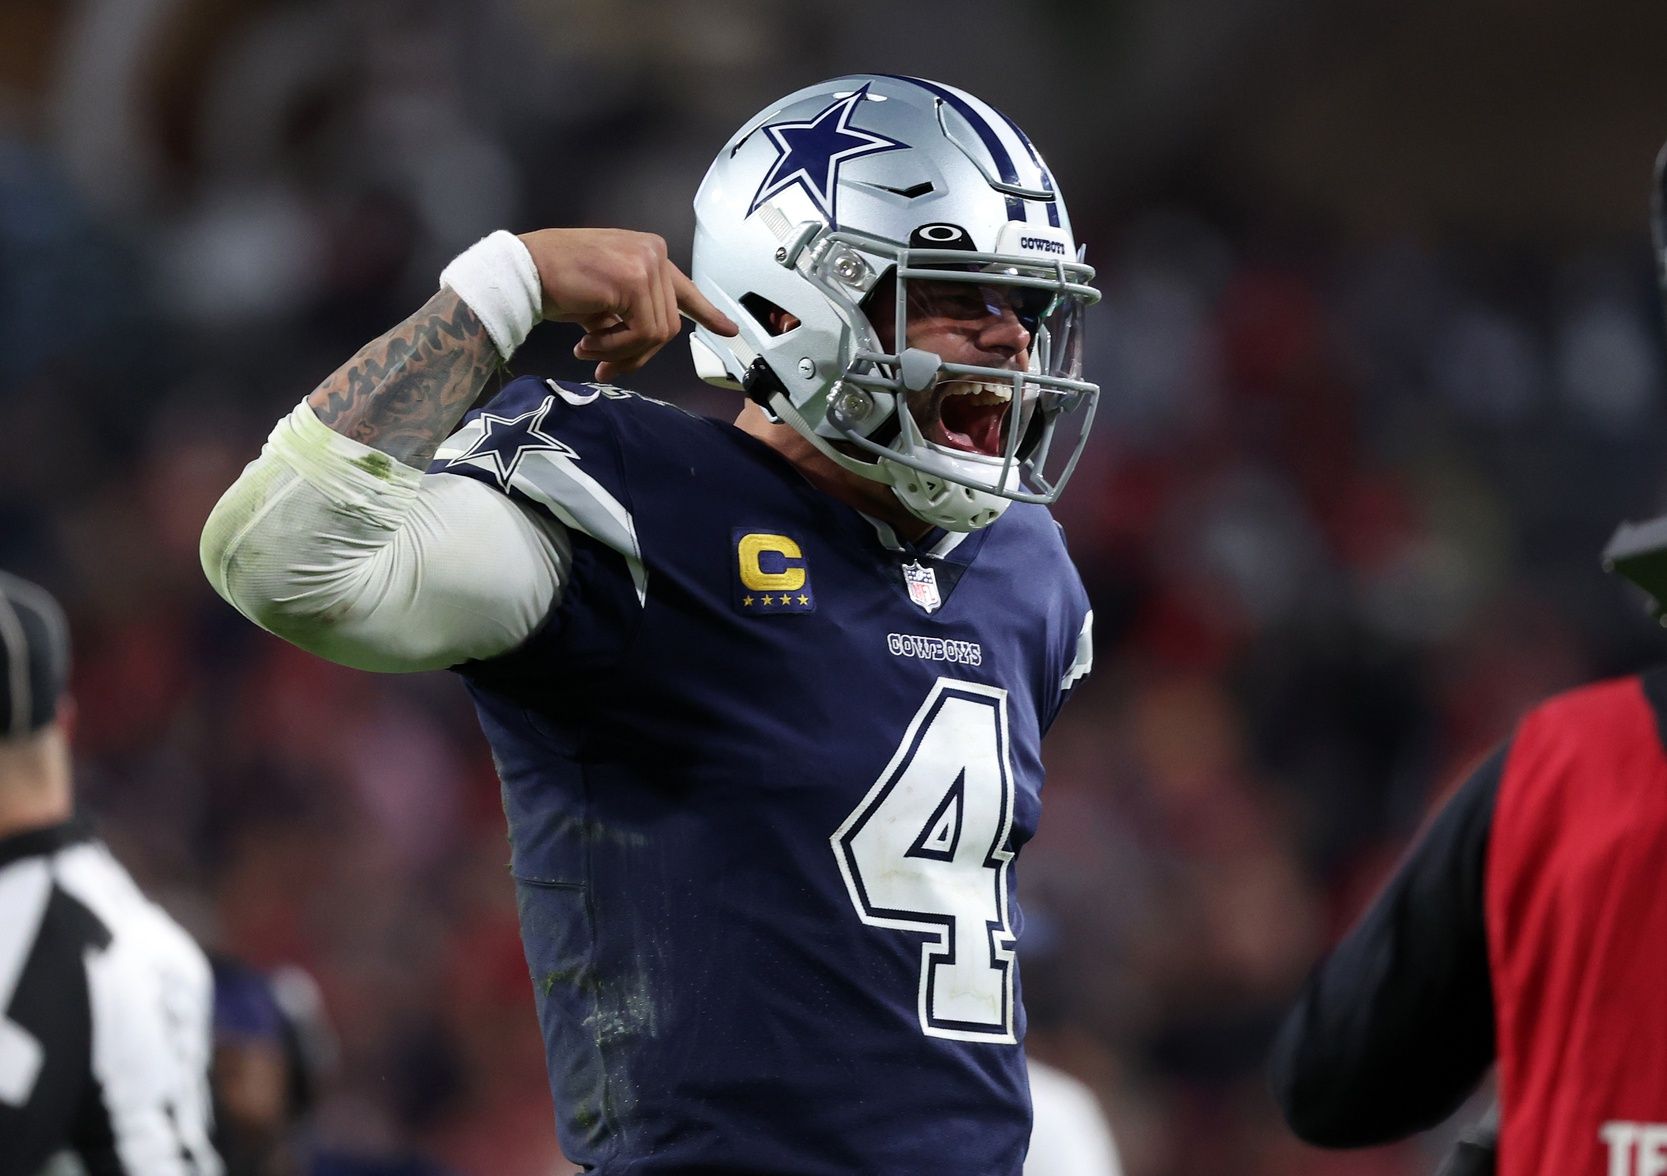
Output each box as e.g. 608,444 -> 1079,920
944,381 -> 1012,404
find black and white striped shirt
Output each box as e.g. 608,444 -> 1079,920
0,820 -> 219,1175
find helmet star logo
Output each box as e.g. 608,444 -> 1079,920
444,399 -> 579,489
747,85 -> 905,226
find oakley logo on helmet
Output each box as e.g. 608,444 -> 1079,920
910,223 -> 974,250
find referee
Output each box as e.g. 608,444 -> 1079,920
0,572 -> 220,1175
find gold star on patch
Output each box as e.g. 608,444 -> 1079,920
742,595 -> 754,607
762,595 -> 775,606
797,593 -> 810,605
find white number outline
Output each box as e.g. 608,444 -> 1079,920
831,678 -> 1019,1043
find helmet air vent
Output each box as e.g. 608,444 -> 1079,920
739,293 -> 797,337
853,180 -> 936,200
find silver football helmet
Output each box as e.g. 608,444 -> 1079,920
689,74 -> 1100,531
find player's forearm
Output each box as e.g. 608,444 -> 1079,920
307,288 -> 502,470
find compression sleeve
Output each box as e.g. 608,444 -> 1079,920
200,401 -> 570,672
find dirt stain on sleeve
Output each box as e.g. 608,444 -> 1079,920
351,452 -> 396,480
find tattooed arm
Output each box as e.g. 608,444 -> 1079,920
200,228 -> 736,671
309,223 -> 738,461
198,364 -> 571,672
199,281 -> 553,673
307,288 -> 501,468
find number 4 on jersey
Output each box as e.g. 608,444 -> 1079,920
831,679 -> 1019,1043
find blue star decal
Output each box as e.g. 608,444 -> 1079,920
444,399 -> 578,489
748,85 -> 906,226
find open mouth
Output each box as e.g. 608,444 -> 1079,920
930,382 -> 1012,457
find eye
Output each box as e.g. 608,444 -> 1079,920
1011,289 -> 1052,334
941,289 -> 989,318
909,280 -> 987,320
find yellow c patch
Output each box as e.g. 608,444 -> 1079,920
734,530 -> 814,613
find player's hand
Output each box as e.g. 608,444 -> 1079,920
516,228 -> 739,383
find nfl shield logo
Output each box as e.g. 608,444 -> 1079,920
902,561 -> 942,614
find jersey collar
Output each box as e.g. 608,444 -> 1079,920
857,515 -> 975,560
0,816 -> 94,872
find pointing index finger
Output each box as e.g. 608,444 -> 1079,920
671,266 -> 739,337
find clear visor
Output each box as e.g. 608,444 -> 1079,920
815,238 -> 1098,505
893,271 -> 1087,382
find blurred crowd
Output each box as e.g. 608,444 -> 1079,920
4,2 -> 1666,1174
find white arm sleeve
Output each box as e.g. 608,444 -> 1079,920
200,401 -> 570,672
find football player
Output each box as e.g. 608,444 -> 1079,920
202,75 -> 1098,1173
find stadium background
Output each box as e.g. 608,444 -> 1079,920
4,0 -> 1666,1171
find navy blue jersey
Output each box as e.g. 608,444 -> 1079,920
430,376 -> 1092,1175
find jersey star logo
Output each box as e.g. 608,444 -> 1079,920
747,84 -> 906,226
444,399 -> 579,489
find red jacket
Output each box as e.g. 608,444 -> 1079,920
1488,675 -> 1667,1175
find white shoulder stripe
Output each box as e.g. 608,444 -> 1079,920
1060,610 -> 1093,692
511,449 -> 648,606
434,415 -> 648,606
433,417 -> 486,462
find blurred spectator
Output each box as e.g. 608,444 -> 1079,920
211,954 -> 462,1176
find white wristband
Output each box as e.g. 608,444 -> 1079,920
439,230 -> 543,360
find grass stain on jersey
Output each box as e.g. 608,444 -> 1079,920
351,452 -> 396,480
